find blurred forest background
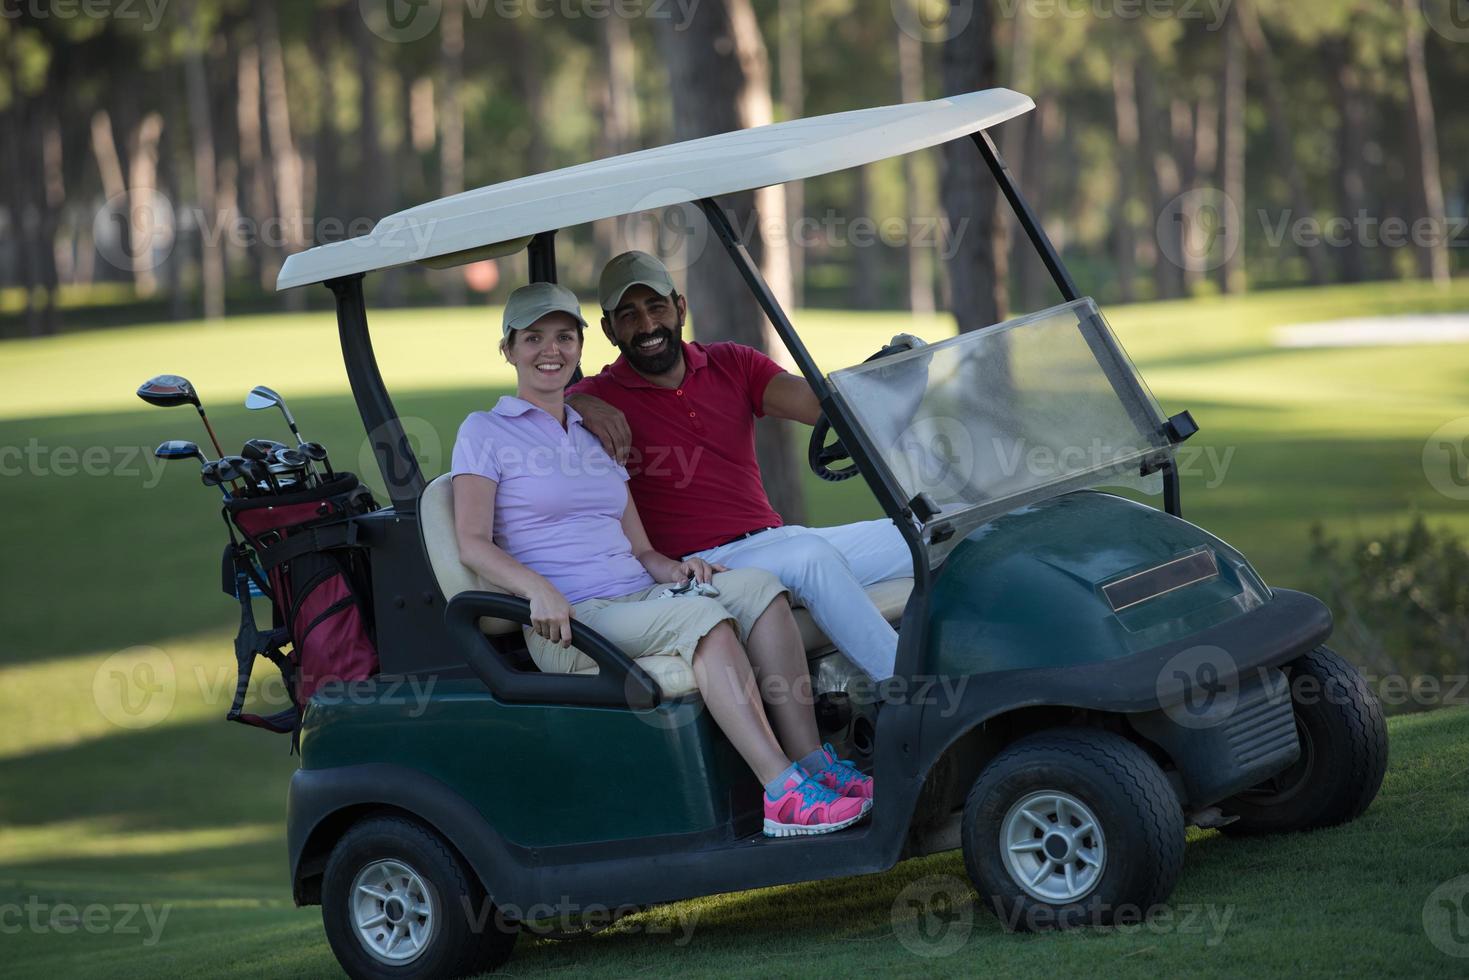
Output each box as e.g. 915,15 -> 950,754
0,0 -> 1463,339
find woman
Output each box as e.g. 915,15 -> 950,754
451,283 -> 872,837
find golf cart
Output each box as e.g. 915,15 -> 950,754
266,89 -> 1386,978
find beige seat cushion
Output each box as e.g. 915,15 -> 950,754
420,473 -> 522,635
420,473 -> 911,695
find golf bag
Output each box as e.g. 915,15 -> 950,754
221,472 -> 379,735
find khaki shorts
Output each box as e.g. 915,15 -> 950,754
526,567 -> 788,674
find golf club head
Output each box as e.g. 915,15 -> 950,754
217,455 -> 249,484
242,438 -> 288,462
137,375 -> 200,409
246,385 -> 298,434
238,458 -> 272,491
272,448 -> 308,469
298,442 -> 328,462
155,439 -> 205,463
200,460 -> 225,488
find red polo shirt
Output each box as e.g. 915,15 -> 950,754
568,341 -> 785,557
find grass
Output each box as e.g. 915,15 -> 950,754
2,279 -> 1468,976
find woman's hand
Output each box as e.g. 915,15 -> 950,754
526,581 -> 575,648
669,557 -> 728,585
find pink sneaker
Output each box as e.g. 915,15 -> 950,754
811,743 -> 874,801
764,770 -> 871,837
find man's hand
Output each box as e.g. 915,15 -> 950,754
566,392 -> 631,463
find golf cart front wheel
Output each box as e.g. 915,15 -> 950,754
961,729 -> 1184,931
321,816 -> 516,980
1219,646 -> 1387,835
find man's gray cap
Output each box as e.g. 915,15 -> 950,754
599,250 -> 677,311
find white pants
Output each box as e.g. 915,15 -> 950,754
688,519 -> 910,681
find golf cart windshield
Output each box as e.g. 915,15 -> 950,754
828,298 -> 1171,562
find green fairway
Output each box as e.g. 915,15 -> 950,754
2,280 -> 1468,976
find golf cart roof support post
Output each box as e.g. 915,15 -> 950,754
528,231 -> 558,283
696,198 -> 831,399
970,130 -> 1081,304
327,273 -> 425,511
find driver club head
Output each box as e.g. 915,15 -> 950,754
137,375 -> 200,409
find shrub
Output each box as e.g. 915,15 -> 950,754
1308,516 -> 1469,713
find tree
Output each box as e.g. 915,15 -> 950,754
896,18 -> 934,315
1217,0 -> 1246,294
1399,0 -> 1449,284
658,0 -> 805,523
941,1 -> 1006,333
182,0 -> 224,320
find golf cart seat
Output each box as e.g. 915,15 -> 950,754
419,473 -> 702,697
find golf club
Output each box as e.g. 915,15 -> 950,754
199,460 -> 232,498
238,456 -> 277,494
154,439 -> 209,465
268,448 -> 310,489
242,438 -> 288,462
298,441 -> 335,480
157,439 -> 238,495
245,385 -> 305,447
138,375 -> 226,458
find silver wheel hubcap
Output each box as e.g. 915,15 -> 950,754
1001,791 -> 1106,903
350,859 -> 436,965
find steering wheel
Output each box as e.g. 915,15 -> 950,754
807,339 -> 920,483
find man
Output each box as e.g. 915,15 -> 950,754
566,251 -> 910,681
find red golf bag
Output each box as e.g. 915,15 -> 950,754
222,472 -> 380,736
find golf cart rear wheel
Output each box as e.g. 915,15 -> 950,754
321,816 -> 516,980
961,729 -> 1184,931
1220,646 -> 1387,836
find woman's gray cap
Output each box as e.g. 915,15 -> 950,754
599,250 -> 677,311
502,282 -> 589,340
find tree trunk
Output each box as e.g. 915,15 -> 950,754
256,1 -> 306,308
853,167 -> 882,309
779,0 -> 805,309
3,68 -> 42,336
236,39 -> 278,291
1325,36 -> 1368,283
940,1 -> 1006,334
659,0 -> 804,524
1237,0 -> 1330,285
126,111 -> 165,298
595,15 -> 646,258
184,5 -> 225,320
311,6 -> 342,234
1110,56 -> 1139,304
898,21 -> 934,315
1189,84 -> 1219,294
1136,57 -> 1184,300
1217,3 -> 1246,294
1400,0 -> 1450,284
439,0 -> 467,305
38,108 -> 64,333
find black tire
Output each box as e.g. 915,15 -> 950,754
962,729 -> 1184,931
321,816 -> 517,980
1220,646 -> 1388,836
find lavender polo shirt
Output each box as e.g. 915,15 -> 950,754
450,396 -> 655,604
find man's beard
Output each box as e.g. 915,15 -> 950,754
618,320 -> 682,375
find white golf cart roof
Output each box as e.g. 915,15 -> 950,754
276,88 -> 1034,291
